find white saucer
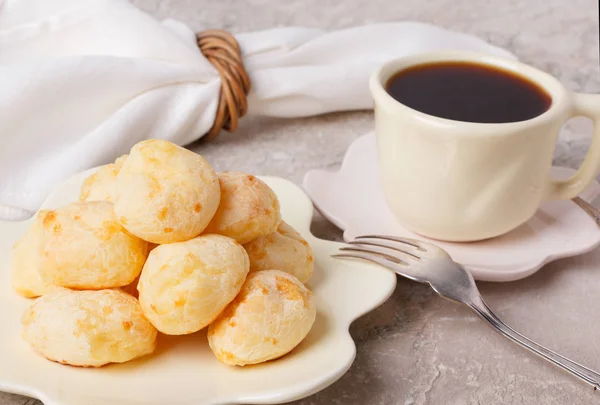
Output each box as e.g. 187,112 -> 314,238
0,169 -> 396,405
303,132 -> 600,282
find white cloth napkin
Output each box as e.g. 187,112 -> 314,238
0,0 -> 515,221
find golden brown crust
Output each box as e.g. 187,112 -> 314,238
138,234 -> 249,335
208,270 -> 315,366
204,172 -> 281,244
37,201 -> 148,289
21,289 -> 157,367
243,221 -> 313,283
114,140 -> 220,244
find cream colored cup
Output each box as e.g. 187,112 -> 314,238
370,51 -> 600,242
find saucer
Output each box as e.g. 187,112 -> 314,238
303,132 -> 600,282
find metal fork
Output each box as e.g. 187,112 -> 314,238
334,235 -> 600,390
574,196 -> 600,227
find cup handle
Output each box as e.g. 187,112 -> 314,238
547,93 -> 600,200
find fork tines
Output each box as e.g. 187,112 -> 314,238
333,234 -> 425,266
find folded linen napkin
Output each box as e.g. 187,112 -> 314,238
0,0 -> 515,221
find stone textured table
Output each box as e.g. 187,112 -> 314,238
2,0 -> 600,404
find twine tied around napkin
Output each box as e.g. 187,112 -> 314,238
0,0 -> 515,221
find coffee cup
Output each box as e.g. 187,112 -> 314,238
370,50 -> 600,242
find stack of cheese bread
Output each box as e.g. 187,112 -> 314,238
12,140 -> 316,367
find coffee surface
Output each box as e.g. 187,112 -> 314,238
385,62 -> 552,123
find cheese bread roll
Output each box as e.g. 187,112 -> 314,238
79,155 -> 128,203
21,289 -> 157,367
208,270 -> 316,366
115,140 -> 220,244
12,210 -> 58,298
138,234 -> 249,335
244,221 -> 313,283
38,201 -> 148,289
204,172 -> 280,244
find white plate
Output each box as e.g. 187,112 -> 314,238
303,132 -> 600,282
0,169 -> 397,405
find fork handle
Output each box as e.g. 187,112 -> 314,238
468,297 -> 600,390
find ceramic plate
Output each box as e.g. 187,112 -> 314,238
0,169 -> 397,405
303,132 -> 600,282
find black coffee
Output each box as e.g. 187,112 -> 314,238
385,62 -> 552,123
